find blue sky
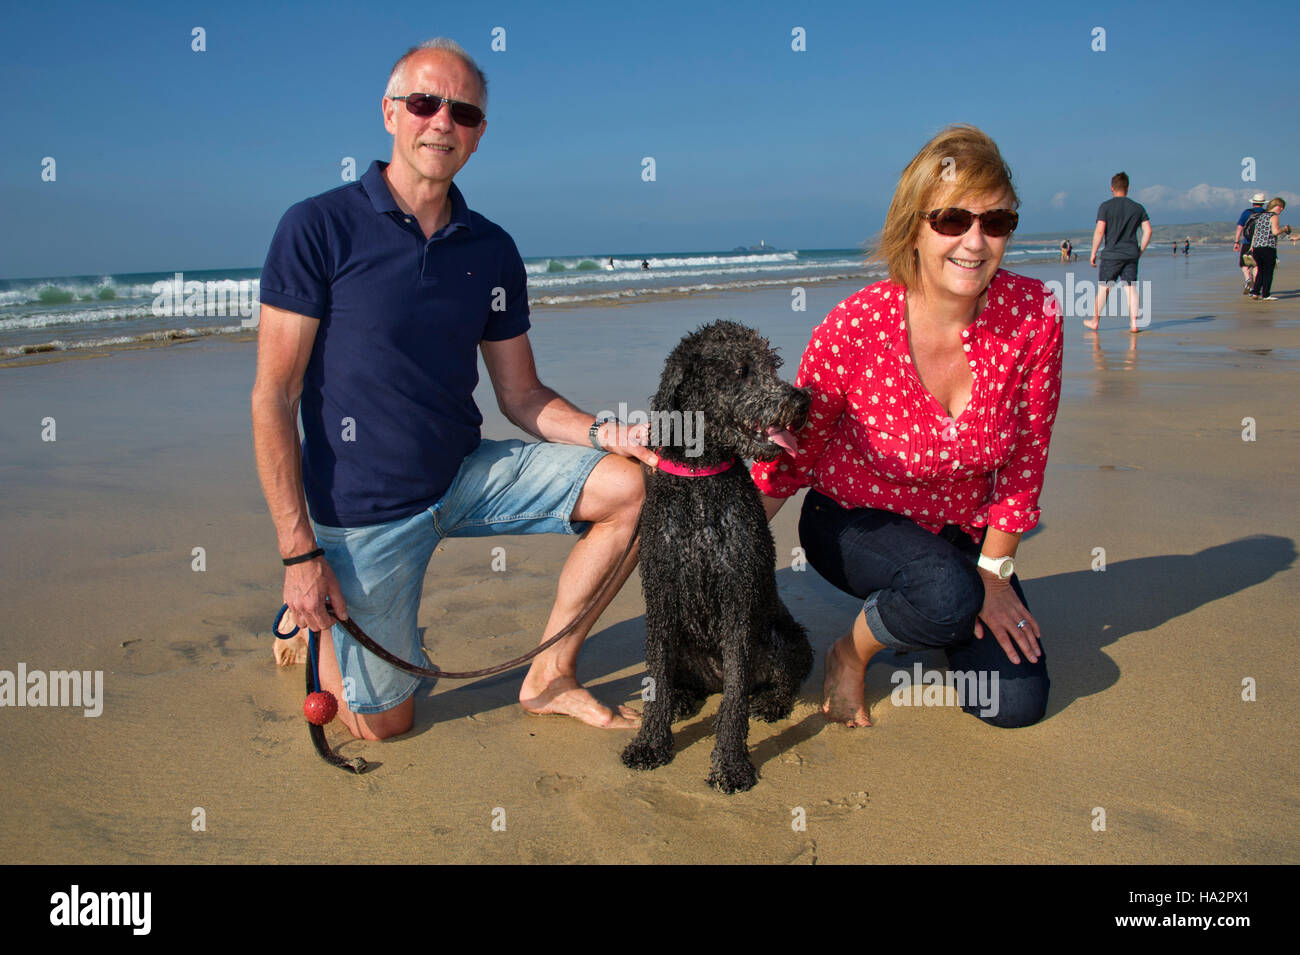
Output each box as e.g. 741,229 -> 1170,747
1,0 -> 1297,277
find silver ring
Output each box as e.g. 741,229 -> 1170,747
1016,619 -> 1027,630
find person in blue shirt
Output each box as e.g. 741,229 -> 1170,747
252,39 -> 656,742
1234,193 -> 1267,292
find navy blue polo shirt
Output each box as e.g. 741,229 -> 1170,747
259,160 -> 531,527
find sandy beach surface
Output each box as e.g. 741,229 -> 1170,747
0,249 -> 1296,865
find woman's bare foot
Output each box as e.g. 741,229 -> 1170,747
520,674 -> 641,728
1082,317 -> 1099,331
821,637 -> 872,727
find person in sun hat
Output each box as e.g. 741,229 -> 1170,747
1236,192 -> 1268,292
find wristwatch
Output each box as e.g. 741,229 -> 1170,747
589,416 -> 618,450
977,554 -> 1015,579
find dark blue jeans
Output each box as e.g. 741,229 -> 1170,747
799,489 -> 1049,728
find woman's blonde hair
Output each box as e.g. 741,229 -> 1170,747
871,124 -> 1019,291
1267,197 -> 1286,212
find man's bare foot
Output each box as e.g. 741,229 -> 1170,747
1082,318 -> 1099,330
272,608 -> 308,665
273,633 -> 308,665
520,674 -> 641,728
821,638 -> 872,727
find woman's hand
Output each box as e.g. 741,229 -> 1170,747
973,570 -> 1041,665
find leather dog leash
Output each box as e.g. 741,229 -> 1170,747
304,525 -> 640,772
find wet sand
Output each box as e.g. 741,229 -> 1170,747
0,249 -> 1296,863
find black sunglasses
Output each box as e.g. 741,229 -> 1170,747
922,207 -> 1019,238
390,93 -> 485,127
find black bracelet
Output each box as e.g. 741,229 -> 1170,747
282,547 -> 324,566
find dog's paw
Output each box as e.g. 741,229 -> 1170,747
622,738 -> 674,772
707,758 -> 759,794
672,694 -> 705,722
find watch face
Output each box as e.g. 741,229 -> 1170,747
999,560 -> 1014,579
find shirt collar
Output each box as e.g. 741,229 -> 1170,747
892,269 -> 1008,351
360,160 -> 473,234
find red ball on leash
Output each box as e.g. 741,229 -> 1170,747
303,690 -> 338,726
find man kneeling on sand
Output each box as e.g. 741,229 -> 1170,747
251,38 -> 656,740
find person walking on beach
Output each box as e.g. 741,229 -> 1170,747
754,125 -> 1061,730
1235,193 -> 1267,292
252,39 -> 655,742
1085,172 -> 1152,333
1183,240 -> 1190,256
1248,198 -> 1292,300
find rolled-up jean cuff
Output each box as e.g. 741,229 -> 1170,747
862,591 -> 913,651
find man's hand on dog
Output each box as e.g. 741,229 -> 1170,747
596,419 -> 659,468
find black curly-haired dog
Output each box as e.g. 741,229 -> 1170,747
622,320 -> 814,793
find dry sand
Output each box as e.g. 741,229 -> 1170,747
0,250 -> 1296,864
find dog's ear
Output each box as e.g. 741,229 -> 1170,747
652,349 -> 688,413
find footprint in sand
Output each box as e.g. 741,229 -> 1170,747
820,791 -> 870,811
535,772 -> 583,795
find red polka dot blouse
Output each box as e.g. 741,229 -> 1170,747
751,270 -> 1063,543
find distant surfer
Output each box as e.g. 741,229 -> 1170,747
641,259 -> 650,270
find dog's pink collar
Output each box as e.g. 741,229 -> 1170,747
654,455 -> 736,477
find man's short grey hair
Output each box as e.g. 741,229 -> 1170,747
385,38 -> 488,112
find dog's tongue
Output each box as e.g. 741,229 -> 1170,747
766,425 -> 799,453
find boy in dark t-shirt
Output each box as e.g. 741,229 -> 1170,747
1085,172 -> 1152,333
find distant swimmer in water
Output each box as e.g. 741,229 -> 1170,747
641,259 -> 650,270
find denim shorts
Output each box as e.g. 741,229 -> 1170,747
798,489 -> 1049,728
312,438 -> 608,713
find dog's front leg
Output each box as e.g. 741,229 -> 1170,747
707,621 -> 759,793
621,588 -> 678,771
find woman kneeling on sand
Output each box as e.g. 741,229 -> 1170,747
753,124 -> 1063,729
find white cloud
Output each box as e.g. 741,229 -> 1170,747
1135,183 -> 1300,211
1050,191 -> 1067,209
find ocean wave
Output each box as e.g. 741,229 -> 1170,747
0,306 -> 162,332
1,323 -> 249,359
0,280 -> 163,308
526,257 -> 864,289
530,269 -> 880,306
525,251 -> 801,274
